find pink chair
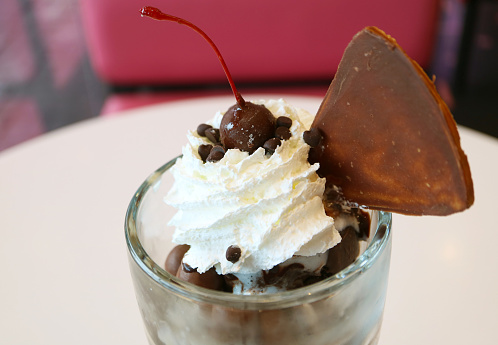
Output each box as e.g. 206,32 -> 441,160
79,0 -> 440,115
0,0 -> 44,150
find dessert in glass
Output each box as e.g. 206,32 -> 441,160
125,7 -> 473,345
126,156 -> 392,345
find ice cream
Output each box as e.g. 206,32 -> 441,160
163,99 -> 369,293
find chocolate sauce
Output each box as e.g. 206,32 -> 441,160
262,264 -> 300,285
356,209 -> 371,240
324,226 -> 360,276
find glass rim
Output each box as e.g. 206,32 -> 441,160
125,156 -> 392,310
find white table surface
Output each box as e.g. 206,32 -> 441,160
1,95 -> 497,344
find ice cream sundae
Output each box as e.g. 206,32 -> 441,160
125,6 -> 474,345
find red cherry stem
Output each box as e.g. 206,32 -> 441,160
140,6 -> 245,107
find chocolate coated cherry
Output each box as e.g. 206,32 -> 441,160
220,102 -> 276,153
140,6 -> 277,154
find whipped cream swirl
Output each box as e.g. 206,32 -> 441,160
165,99 -> 340,274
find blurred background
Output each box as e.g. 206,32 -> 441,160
1,0 -> 497,151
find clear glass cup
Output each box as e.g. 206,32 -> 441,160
125,157 -> 392,345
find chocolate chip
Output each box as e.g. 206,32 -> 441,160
206,146 -> 225,162
263,137 -> 281,154
205,127 -> 220,143
226,245 -> 242,263
275,126 -> 291,140
276,116 -> 292,128
303,127 -> 322,147
198,144 -> 213,162
197,123 -> 212,137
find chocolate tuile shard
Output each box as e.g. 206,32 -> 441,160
309,27 -> 474,216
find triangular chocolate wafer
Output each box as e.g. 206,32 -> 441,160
310,27 -> 474,216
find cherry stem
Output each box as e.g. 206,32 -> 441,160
140,6 -> 245,107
